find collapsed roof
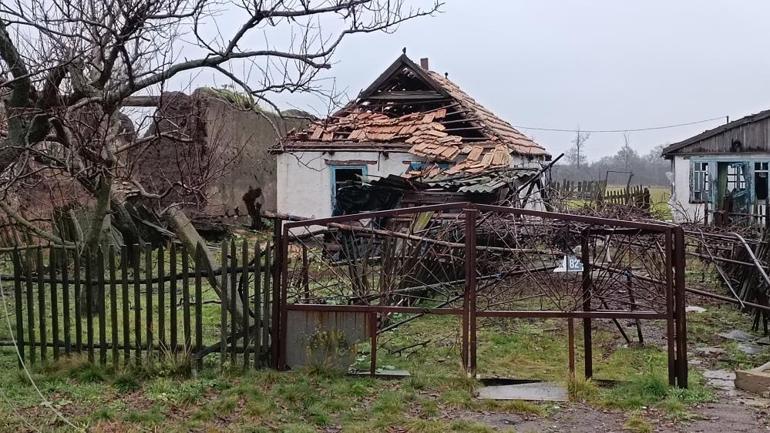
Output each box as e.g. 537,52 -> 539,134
275,54 -> 549,177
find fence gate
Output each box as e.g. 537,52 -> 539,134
2,240 -> 275,370
277,203 -> 688,387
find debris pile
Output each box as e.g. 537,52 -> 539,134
277,54 -> 549,180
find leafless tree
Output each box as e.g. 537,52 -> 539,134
567,128 -> 590,168
621,132 -> 632,169
0,0 -> 441,251
0,0 -> 440,317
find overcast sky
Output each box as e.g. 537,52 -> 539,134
187,1 -> 770,161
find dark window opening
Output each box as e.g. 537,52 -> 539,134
755,162 -> 769,201
334,167 -> 364,196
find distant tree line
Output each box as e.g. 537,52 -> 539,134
551,132 -> 670,186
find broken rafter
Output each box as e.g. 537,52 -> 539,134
123,95 -> 160,107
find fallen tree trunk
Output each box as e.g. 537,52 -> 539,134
167,207 -> 249,327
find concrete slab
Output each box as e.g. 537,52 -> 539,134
703,369 -> 736,391
737,343 -> 764,355
718,329 -> 755,342
735,361 -> 770,395
351,369 -> 411,378
476,382 -> 568,402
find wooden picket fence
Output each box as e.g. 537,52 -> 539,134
2,240 -> 274,370
552,180 -> 650,209
603,186 -> 651,209
552,179 -> 607,200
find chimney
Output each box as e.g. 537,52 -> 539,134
420,57 -> 430,70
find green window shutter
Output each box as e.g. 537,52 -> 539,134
688,160 -> 695,203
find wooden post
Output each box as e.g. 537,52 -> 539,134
98,248 -> 107,365
262,240 -> 271,367
25,249 -> 35,363
181,244 -> 191,357
133,245 -> 142,364
194,244 -> 204,371
158,246 -> 166,353
220,241 -> 228,369
271,219 -> 281,369
49,245 -> 59,360
242,240 -> 250,369
109,247 -> 118,365
145,246 -> 153,364
170,243 -> 178,357
37,246 -> 47,362
229,240 -> 237,364
254,241 -> 262,369
62,248 -> 71,355
121,246 -> 130,364
12,249 -> 24,365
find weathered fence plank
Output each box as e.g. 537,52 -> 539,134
50,246 -> 58,360
109,247 -> 118,365
133,244 -> 142,364
3,240 -> 274,371
170,243 -> 178,358
13,250 -> 24,365
37,246 -> 46,362
194,244 -> 203,371
98,248 -> 107,365
62,249 -> 70,355
121,245 -> 130,364
242,240 -> 249,368
220,241 -> 228,368
158,246 -> 166,354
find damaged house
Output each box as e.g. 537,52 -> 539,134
663,109 -> 770,224
272,54 -> 551,218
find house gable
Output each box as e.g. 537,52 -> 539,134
662,110 -> 770,158
276,54 -> 549,178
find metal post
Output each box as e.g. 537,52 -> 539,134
674,227 -> 688,388
271,218 -> 282,369
369,311 -> 377,377
465,208 -> 478,377
279,223 -> 290,371
302,245 -> 309,302
627,272 -> 644,345
567,317 -> 575,380
664,229 -> 676,386
581,230 -> 592,379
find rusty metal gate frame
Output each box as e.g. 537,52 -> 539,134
274,202 -> 688,388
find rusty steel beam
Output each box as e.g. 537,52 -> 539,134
665,229 -> 676,386
674,227 -> 688,388
475,310 -> 666,319
285,304 -> 463,315
581,230 -> 593,380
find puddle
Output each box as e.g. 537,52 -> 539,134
476,382 -> 568,402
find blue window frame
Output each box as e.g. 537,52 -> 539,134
330,165 -> 368,208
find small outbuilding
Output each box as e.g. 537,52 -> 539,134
663,110 -> 770,224
272,54 -> 550,218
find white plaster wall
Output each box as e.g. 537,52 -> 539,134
276,151 -> 414,218
669,155 -> 703,222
